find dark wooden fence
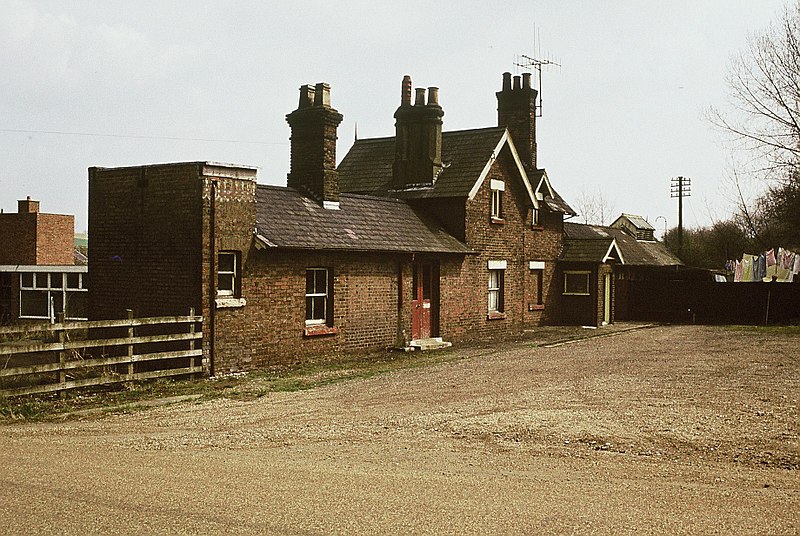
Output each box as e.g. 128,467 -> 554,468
0,310 -> 202,397
622,280 -> 800,325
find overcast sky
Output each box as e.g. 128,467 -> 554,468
0,0 -> 789,234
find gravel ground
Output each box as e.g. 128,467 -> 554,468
1,324 -> 798,534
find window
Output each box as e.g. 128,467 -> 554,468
531,207 -> 540,227
529,261 -> 545,307
19,271 -> 88,320
217,251 -> 240,297
490,179 -> 504,220
488,269 -> 504,313
306,268 -> 331,326
564,271 -> 591,296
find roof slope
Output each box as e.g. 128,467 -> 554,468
563,222 -> 682,266
612,213 -> 655,231
255,185 -> 472,254
339,127 -> 507,199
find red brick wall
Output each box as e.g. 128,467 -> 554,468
0,213 -> 36,265
212,249 -> 410,372
199,166 -> 258,372
34,214 -> 74,265
0,212 -> 73,265
438,146 -> 564,342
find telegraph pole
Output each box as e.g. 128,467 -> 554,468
670,176 -> 691,256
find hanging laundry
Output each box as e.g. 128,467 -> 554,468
777,248 -> 791,281
765,249 -> 778,280
734,260 -> 743,282
756,253 -> 767,281
794,253 -> 800,275
741,254 -> 755,282
766,248 -> 777,266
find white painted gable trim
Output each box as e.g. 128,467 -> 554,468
535,171 -> 555,200
603,239 -> 625,264
467,129 -> 538,208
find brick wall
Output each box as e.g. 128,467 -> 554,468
0,211 -> 73,265
89,164 -> 206,320
438,146 -> 563,342
0,213 -> 36,265
213,249 -> 410,372
35,214 -> 75,265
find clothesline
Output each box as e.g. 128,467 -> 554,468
726,247 -> 800,283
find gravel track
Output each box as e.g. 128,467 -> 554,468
1,324 -> 797,534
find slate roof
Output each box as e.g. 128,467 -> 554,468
561,238 -> 620,263
613,213 -> 655,231
528,170 -> 576,215
562,222 -> 682,266
338,127 -> 508,199
254,185 -> 473,254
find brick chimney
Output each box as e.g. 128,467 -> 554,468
18,196 -> 40,214
392,75 -> 444,188
497,72 -> 538,170
286,82 -> 344,209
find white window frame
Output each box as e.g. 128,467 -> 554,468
488,269 -> 504,313
305,268 -> 330,326
563,271 -> 591,296
531,207 -> 540,226
217,251 -> 239,297
490,179 -> 504,219
19,271 -> 88,320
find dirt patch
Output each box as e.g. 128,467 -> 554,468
1,324 -> 797,534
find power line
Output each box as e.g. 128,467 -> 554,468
0,128 -> 287,146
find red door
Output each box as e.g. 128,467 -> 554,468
412,262 -> 432,340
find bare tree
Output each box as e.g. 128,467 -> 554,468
574,187 -> 616,226
708,3 -> 800,183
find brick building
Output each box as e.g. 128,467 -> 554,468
88,73 -> 575,373
559,219 -> 682,326
0,198 -> 87,323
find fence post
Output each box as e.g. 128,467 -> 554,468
57,312 -> 66,399
188,307 -> 196,373
126,309 -> 134,379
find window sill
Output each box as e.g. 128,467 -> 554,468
303,325 -> 339,337
487,311 -> 506,320
490,217 -> 505,225
529,304 -> 545,311
215,297 -> 246,308
531,225 -> 544,231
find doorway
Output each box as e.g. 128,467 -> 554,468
603,271 -> 612,325
412,261 -> 439,340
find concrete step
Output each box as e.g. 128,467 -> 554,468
409,337 -> 452,351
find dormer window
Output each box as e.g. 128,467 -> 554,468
490,179 -> 504,221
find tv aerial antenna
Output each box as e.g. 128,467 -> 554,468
514,26 -> 561,117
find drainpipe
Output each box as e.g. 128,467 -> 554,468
396,258 -> 405,347
208,178 -> 217,376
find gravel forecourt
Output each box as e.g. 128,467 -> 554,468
1,324 -> 798,534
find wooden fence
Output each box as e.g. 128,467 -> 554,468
0,309 -> 203,397
620,280 -> 800,324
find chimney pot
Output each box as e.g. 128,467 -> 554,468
502,72 -> 512,91
18,197 -> 40,214
414,87 -> 426,106
522,72 -> 532,89
427,87 -> 439,106
401,75 -> 412,106
299,85 -> 315,108
314,82 -> 331,107
513,75 -> 521,90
